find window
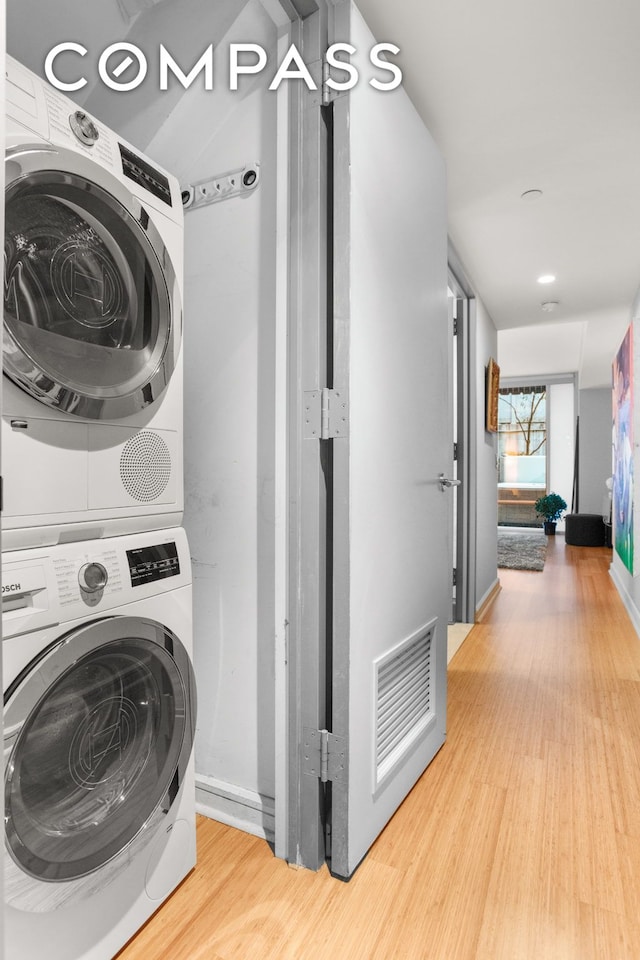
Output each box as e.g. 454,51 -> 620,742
497,385 -> 547,526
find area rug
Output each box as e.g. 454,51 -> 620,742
497,530 -> 547,571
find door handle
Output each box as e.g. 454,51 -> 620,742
438,473 -> 462,491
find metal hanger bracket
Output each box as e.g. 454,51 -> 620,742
181,162 -> 260,212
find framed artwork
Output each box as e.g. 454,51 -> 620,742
486,357 -> 500,432
613,324 -> 634,574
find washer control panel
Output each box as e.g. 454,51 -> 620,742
54,546 -> 121,609
127,541 -> 180,587
2,528 -> 190,639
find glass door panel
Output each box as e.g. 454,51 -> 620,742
497,385 -> 547,527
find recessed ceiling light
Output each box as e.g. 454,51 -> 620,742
521,189 -> 543,201
541,301 -> 560,313
537,274 -> 556,285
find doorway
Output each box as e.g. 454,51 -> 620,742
448,277 -> 474,623
447,278 -> 474,661
497,384 -> 547,527
497,376 -> 576,534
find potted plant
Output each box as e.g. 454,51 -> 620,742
534,492 -> 568,535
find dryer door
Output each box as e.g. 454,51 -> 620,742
4,144 -> 181,419
4,616 -> 196,910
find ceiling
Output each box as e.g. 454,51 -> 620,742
356,0 -> 640,387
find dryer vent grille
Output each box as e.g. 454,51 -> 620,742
120,431 -> 172,502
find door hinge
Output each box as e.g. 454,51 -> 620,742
453,316 -> 458,336
303,728 -> 347,783
303,388 -> 349,440
453,567 -> 458,587
321,62 -> 339,105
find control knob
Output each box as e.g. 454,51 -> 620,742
69,111 -> 99,146
78,562 -> 108,594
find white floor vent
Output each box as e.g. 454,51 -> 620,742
374,618 -> 436,788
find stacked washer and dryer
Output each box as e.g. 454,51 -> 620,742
3,56 -> 197,959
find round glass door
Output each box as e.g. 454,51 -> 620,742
4,145 -> 180,419
4,618 -> 195,887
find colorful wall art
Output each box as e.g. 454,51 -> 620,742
613,324 -> 634,573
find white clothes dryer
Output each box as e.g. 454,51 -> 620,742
4,55 -> 185,550
3,527 -> 196,960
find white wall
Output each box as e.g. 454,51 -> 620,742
499,321 -> 586,382
579,387 -> 612,515
496,315 -> 628,391
144,1 -> 281,837
472,298 -> 499,613
7,0 -> 126,82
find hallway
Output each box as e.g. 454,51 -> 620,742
117,537 -> 640,960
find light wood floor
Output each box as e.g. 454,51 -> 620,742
117,536 -> 640,960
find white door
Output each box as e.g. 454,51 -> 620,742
329,1 -> 451,879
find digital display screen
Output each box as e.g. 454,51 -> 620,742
119,144 -> 173,207
127,542 -> 180,587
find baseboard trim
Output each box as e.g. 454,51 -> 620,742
195,774 -> 275,842
610,564 -> 640,638
475,578 -> 501,622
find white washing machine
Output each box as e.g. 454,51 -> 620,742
4,55 -> 185,551
3,527 -> 196,960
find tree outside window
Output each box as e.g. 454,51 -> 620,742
498,386 -> 546,485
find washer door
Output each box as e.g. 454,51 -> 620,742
4,144 -> 181,420
4,616 -> 195,910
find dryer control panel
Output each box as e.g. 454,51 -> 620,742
2,527 -> 191,640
